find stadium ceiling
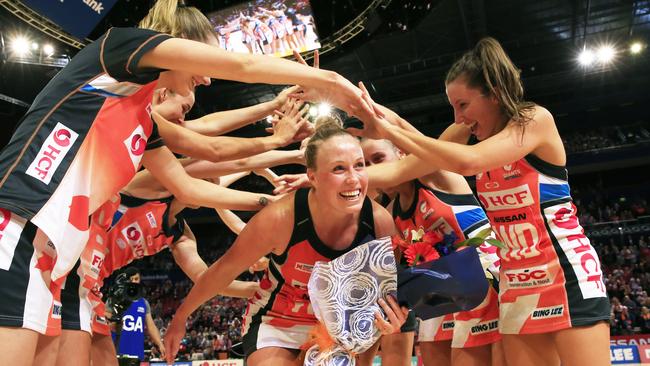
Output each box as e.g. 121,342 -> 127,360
1,0 -> 650,136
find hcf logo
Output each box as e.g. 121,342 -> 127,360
26,123 -> 79,184
123,124 -> 147,172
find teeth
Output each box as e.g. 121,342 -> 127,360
340,190 -> 360,198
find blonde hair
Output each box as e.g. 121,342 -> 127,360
446,37 -> 535,125
139,0 -> 215,43
305,116 -> 352,169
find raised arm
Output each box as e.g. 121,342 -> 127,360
182,86 -> 298,136
372,106 -> 558,176
164,197 -> 294,362
139,38 -> 365,114
142,147 -> 274,211
182,149 -> 303,179
154,107 -> 303,162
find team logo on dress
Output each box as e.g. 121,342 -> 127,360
442,321 -> 455,330
123,125 -> 147,172
478,185 -> 534,211
295,262 -> 313,273
90,250 -> 104,275
26,122 -> 79,184
503,265 -> 551,288
470,320 -> 498,334
420,201 -> 435,221
502,163 -> 521,180
116,238 -> 126,249
122,222 -> 145,258
52,300 -> 62,319
0,208 -> 11,242
145,211 -> 157,229
531,305 -> 563,319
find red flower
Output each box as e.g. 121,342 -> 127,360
404,242 -> 440,266
391,235 -> 410,251
421,230 -> 444,245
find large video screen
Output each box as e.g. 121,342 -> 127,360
207,0 -> 320,57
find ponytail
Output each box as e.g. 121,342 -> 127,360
139,0 -> 215,44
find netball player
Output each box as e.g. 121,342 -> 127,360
163,120 -> 408,366
354,37 -> 610,366
0,0 -> 371,363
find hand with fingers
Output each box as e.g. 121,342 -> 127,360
290,50 -> 373,119
249,256 -> 270,273
273,85 -> 301,110
272,173 -> 310,195
346,82 -> 392,140
375,294 -> 410,335
163,315 -> 186,364
270,98 -> 311,144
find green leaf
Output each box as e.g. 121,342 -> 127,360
485,238 -> 506,249
455,237 -> 485,248
474,227 -> 493,240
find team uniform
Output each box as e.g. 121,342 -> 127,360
0,28 -> 169,334
392,180 -> 501,348
61,193 -> 185,335
475,155 -> 609,334
242,188 -> 377,357
114,297 -> 151,360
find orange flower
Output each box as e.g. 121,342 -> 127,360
404,242 -> 440,266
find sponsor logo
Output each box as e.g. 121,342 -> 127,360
426,217 -> 452,236
476,172 -> 483,180
504,266 -> 551,288
137,306 -> 145,313
493,213 -> 527,223
146,234 -> 154,248
470,320 -> 498,334
294,263 -> 313,273
495,222 -> 542,261
442,321 -> 455,330
0,208 -> 11,242
90,250 -> 104,275
26,122 -> 79,184
531,305 -> 563,320
610,346 -> 640,363
83,0 -> 105,14
478,185 -> 534,211
484,181 -> 500,189
122,222 -> 145,258
145,211 -> 157,229
123,125 -> 147,172
548,203 -> 606,298
502,164 -> 521,180
52,301 -> 62,319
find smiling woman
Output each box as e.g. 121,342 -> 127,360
163,119 -> 409,366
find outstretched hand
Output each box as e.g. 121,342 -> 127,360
163,315 -> 186,364
346,82 -> 391,140
269,98 -> 311,144
272,173 -> 310,195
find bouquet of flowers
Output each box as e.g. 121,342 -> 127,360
391,227 -> 504,267
392,227 -> 504,320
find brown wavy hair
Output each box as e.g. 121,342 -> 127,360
446,37 -> 535,126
